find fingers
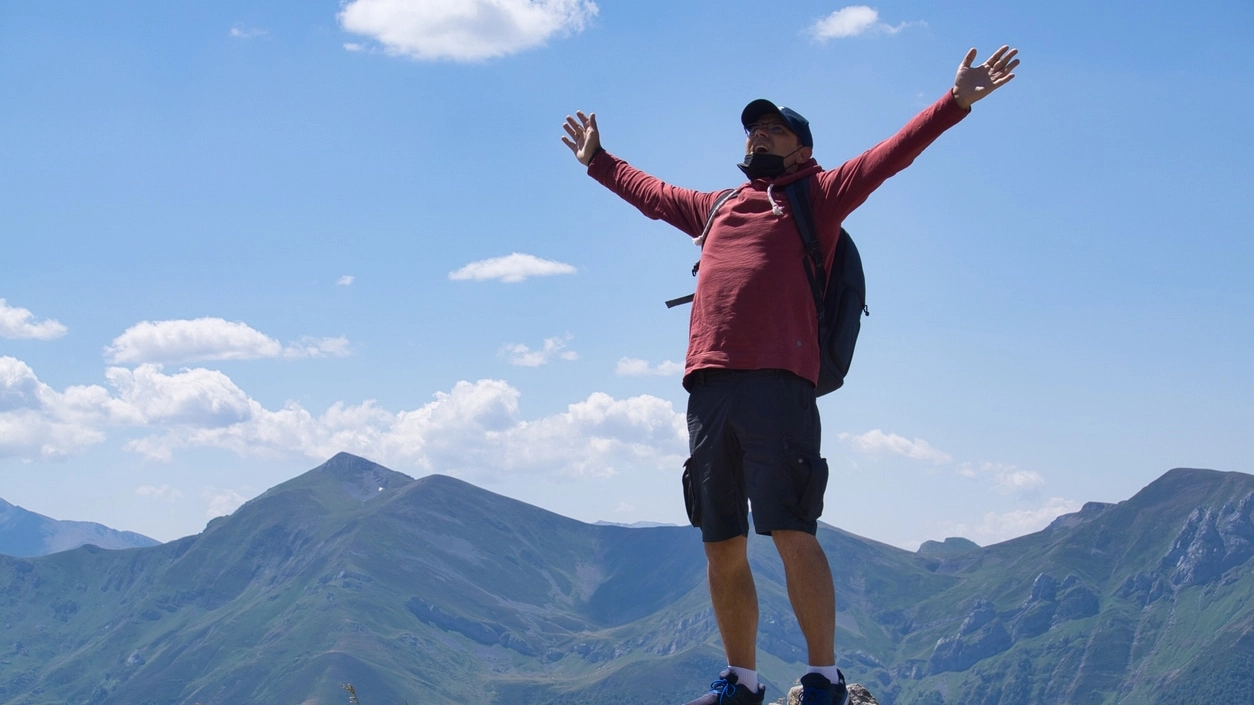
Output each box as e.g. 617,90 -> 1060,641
960,47 -> 977,69
562,111 -> 596,138
986,46 -> 1019,72
562,111 -> 599,162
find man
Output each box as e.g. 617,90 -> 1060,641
563,46 -> 1019,705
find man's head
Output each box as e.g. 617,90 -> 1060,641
740,99 -> 813,174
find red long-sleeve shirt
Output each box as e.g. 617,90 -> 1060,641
588,91 -> 969,386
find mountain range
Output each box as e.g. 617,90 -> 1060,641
0,453 -> 1250,705
0,498 -> 157,557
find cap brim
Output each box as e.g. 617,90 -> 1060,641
741,99 -> 783,127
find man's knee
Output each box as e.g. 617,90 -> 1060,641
705,535 -> 750,568
772,529 -> 825,563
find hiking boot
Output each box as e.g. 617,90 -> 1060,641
683,669 -> 766,705
796,671 -> 848,705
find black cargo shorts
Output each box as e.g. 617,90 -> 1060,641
681,368 -> 829,542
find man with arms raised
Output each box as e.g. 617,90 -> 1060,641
563,45 -> 1019,705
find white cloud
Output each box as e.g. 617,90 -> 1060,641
338,0 -> 599,62
122,378 -> 687,482
2,357 -> 266,461
229,24 -> 268,39
283,336 -> 352,359
449,253 -> 577,283
106,364 -> 254,428
616,357 -> 684,377
941,497 -> 1085,547
956,461 -> 1047,498
808,6 -> 920,40
203,487 -> 249,519
839,428 -> 952,464
337,275 -> 355,286
993,467 -> 1046,495
0,356 -> 118,459
0,299 -> 67,340
136,484 -> 184,501
501,334 -> 578,367
105,318 -> 350,365
107,319 -> 279,364
3,355 -> 688,483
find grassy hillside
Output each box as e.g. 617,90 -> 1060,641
0,455 -> 1249,705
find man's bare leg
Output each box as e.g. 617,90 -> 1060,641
705,535 -> 758,669
772,529 -> 836,665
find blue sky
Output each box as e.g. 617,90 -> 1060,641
2,1 -> 1251,550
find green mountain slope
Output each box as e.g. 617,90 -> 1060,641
0,455 -> 1250,705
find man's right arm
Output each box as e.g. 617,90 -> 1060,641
563,111 -> 717,238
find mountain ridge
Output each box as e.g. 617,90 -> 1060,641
0,454 -> 1248,705
0,496 -> 158,557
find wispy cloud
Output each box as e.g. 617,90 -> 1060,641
838,428 -> 953,464
338,0 -> 599,62
229,24 -> 269,39
136,484 -> 184,502
204,487 -> 249,519
616,357 -> 683,377
337,275 -> 355,286
957,461 -> 1048,498
993,466 -> 1046,495
940,497 -> 1085,547
0,299 -> 67,340
807,5 -> 922,41
449,253 -> 576,283
501,334 -> 578,367
105,318 -> 350,365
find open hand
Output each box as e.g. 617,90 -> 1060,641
562,111 -> 601,166
952,46 -> 1019,110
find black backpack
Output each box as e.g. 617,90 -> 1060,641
665,180 -> 868,395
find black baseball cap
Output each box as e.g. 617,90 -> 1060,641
741,99 -> 813,148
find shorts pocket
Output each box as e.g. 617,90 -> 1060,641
681,457 -> 702,528
783,439 -> 829,522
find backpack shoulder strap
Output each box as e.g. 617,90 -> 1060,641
665,188 -> 741,308
694,188 -> 741,248
783,179 -> 828,324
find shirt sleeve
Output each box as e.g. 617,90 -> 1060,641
814,90 -> 969,222
587,151 -> 723,239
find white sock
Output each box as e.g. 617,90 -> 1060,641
728,666 -> 760,693
806,665 -> 841,684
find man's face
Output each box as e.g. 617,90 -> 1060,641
744,114 -> 807,167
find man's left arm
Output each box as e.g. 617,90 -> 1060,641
814,44 -> 1021,221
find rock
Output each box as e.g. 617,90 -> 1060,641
1117,570 -> 1167,606
1010,600 -> 1055,641
1053,583 -> 1100,623
1165,508 -> 1226,586
1029,573 -> 1059,603
959,599 -> 997,635
927,619 -> 1013,674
